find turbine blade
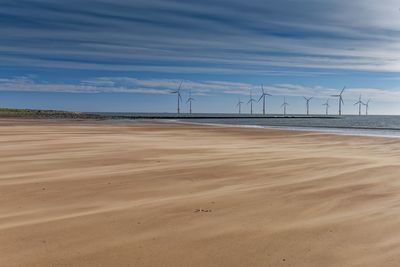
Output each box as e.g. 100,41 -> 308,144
258,95 -> 263,102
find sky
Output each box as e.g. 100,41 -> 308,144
1,0 -> 400,114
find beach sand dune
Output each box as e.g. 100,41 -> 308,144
1,120 -> 400,266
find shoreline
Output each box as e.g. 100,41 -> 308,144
2,109 -> 400,138
2,115 -> 400,139
171,120 -> 400,139
0,109 -> 339,120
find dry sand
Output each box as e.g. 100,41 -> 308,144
1,119 -> 400,266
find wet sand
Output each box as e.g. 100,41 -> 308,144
1,119 -> 400,266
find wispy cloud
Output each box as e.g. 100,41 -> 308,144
1,76 -> 399,103
1,0 -> 400,74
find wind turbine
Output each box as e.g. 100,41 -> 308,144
170,81 -> 183,114
331,87 -> 345,115
247,89 -> 256,115
236,98 -> 244,114
281,97 -> 289,116
303,97 -> 313,115
354,94 -> 364,116
322,99 -> 330,115
258,84 -> 272,115
186,90 -> 195,114
363,99 -> 371,116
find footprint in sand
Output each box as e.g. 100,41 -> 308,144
194,209 -> 212,213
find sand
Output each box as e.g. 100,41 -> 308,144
1,119 -> 400,266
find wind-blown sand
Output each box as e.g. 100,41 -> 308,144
1,119 -> 400,266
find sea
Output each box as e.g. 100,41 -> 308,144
93,113 -> 400,138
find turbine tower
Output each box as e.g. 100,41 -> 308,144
281,97 -> 289,116
236,98 -> 244,114
322,99 -> 330,115
186,90 -> 195,114
170,81 -> 183,114
363,99 -> 370,116
247,89 -> 256,115
258,84 -> 272,115
303,97 -> 313,115
354,94 -> 364,116
331,87 -> 345,115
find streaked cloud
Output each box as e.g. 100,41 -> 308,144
1,0 -> 400,74
1,76 -> 399,103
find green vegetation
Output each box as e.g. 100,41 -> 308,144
0,108 -> 104,119
0,108 -> 33,113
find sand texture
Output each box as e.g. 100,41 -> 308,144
1,119 -> 400,266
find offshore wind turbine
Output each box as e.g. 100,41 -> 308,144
303,97 -> 313,115
331,87 -> 345,115
186,90 -> 195,114
363,99 -> 371,115
354,94 -> 364,116
281,97 -> 289,116
236,98 -> 244,114
322,99 -> 330,115
258,84 -> 272,115
247,89 -> 256,115
170,81 -> 183,114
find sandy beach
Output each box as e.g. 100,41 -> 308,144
2,119 -> 400,266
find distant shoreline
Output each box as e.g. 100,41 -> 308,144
3,109 -> 396,139
0,108 -> 340,120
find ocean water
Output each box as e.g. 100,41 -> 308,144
183,115 -> 400,138
94,112 -> 400,138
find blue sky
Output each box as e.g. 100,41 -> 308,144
1,0 -> 400,114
